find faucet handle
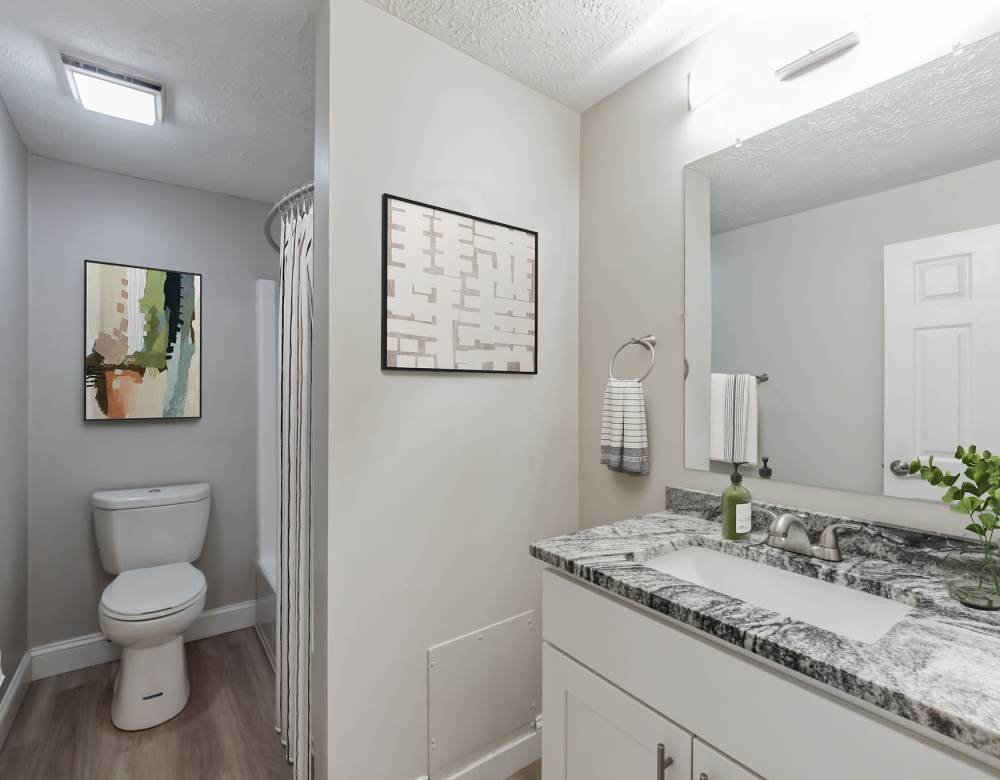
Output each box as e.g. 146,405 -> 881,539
818,523 -> 862,549
768,513 -> 805,538
815,523 -> 863,561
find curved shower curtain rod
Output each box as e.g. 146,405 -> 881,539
264,180 -> 315,251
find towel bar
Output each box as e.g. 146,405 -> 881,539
681,360 -> 767,384
609,335 -> 656,382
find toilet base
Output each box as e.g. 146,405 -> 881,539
111,635 -> 190,731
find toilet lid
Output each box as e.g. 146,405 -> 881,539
101,562 -> 206,621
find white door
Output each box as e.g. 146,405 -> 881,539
542,643 -> 692,780
693,737 -> 763,780
884,224 -> 1000,499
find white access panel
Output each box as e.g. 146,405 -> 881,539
428,611 -> 538,777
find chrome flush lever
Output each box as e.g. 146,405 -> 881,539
657,743 -> 674,777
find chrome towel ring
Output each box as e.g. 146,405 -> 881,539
609,334 -> 656,382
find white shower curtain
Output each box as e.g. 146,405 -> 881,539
277,194 -> 313,780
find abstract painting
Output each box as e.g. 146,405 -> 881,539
85,260 -> 201,420
382,195 -> 537,374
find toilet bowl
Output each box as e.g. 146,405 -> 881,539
99,562 -> 207,730
92,483 -> 211,731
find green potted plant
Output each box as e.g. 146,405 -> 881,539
910,446 -> 1000,610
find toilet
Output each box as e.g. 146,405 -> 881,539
93,483 -> 211,731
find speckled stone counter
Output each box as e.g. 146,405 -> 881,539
530,487 -> 1000,761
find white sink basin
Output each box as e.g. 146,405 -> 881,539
644,546 -> 910,643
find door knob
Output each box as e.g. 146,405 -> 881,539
889,460 -> 911,476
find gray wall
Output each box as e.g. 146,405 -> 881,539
578,24 -> 1000,537
310,2 -> 330,777
324,2 -> 580,777
27,156 -> 275,647
711,157 -> 1000,495
0,97 -> 28,689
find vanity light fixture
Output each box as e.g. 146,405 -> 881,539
62,54 -> 163,125
774,31 -> 860,81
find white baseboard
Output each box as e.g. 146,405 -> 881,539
437,726 -> 541,780
0,652 -> 32,752
30,599 -> 257,681
184,599 -> 257,643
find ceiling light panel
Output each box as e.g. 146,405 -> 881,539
61,55 -> 162,125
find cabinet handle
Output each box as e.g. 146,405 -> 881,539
657,743 -> 674,778
699,774 -> 709,780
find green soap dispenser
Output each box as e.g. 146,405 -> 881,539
722,462 -> 752,542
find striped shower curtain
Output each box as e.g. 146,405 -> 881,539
277,194 -> 313,780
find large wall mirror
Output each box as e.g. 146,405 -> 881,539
684,32 -> 1000,500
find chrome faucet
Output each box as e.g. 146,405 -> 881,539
756,508 -> 861,562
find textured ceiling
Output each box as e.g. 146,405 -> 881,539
690,33 -> 1000,234
0,1 -> 317,205
365,0 -> 732,112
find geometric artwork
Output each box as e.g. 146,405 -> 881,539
382,194 -> 537,373
84,260 -> 201,420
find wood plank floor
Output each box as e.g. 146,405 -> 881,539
0,628 -> 289,780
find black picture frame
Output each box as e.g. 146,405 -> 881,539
381,194 -> 538,375
84,259 -> 203,421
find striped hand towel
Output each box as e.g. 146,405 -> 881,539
710,373 -> 758,465
600,378 -> 649,476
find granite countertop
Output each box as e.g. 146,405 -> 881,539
530,487 -> 1000,761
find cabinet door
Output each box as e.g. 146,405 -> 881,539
543,643 -> 692,780
693,737 -> 763,780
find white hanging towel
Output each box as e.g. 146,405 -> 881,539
600,378 -> 649,476
710,373 -> 758,465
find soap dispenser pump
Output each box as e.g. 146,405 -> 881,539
722,462 -> 752,542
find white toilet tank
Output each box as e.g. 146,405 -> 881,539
93,483 -> 211,574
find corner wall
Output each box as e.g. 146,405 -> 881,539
325,1 -> 580,777
27,157 -> 276,646
0,95 -> 28,691
311,1 -> 330,776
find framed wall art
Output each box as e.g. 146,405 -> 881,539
84,260 -> 202,420
382,195 -> 537,374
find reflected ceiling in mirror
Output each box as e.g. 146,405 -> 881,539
683,32 -> 1000,498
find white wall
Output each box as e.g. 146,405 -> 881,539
710,157 -> 1000,495
0,95 -> 28,689
579,6 -> 1000,536
27,157 -> 276,646
325,1 -> 580,777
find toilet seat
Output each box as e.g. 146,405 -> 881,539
100,562 -> 206,622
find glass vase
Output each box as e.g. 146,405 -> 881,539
946,546 -> 1000,611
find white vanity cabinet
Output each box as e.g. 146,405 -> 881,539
693,739 -> 761,780
543,644 -> 755,780
543,643 -> 693,779
540,569 -> 999,780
